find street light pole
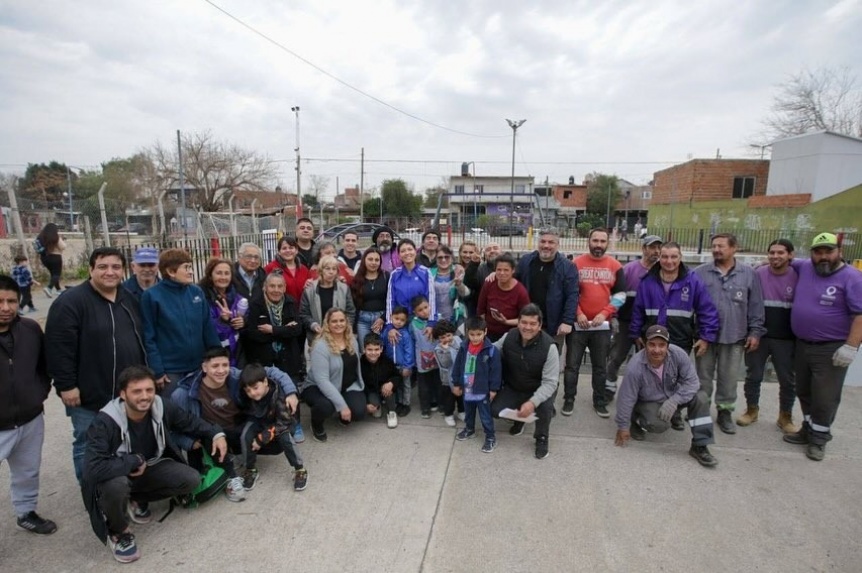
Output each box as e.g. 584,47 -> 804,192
506,119 -> 526,250
65,166 -> 75,230
291,106 -> 302,216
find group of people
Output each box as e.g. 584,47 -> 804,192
2,217 -> 860,564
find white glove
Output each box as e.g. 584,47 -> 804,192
832,344 -> 858,368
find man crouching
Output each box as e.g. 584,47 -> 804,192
614,324 -> 718,467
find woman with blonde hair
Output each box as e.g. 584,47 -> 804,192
299,255 -> 356,344
301,308 -> 366,441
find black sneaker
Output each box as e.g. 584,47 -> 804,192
242,468 -> 259,491
16,511 -> 57,535
396,404 -> 411,417
670,410 -> 685,431
806,443 -> 825,461
456,428 -> 476,441
561,399 -> 575,417
312,425 -> 328,443
509,422 -> 525,436
535,437 -> 549,459
108,531 -> 140,563
481,438 -> 497,453
594,404 -> 610,418
127,501 -> 152,524
783,428 -> 809,445
294,468 -> 308,491
630,421 -> 646,441
689,445 -> 718,467
420,410 -> 431,419
717,410 -> 736,434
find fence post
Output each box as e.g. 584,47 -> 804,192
697,229 -> 704,255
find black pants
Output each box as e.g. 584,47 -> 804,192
97,459 -> 199,535
606,320 -> 633,386
491,386 -> 556,440
40,253 -> 62,290
19,285 -> 34,310
366,390 -> 397,413
564,330 -> 612,406
301,385 -> 366,430
417,370 -> 441,412
795,340 -> 848,445
241,420 -> 303,470
439,384 -> 464,417
187,428 -> 241,479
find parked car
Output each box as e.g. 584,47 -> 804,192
117,223 -> 149,234
96,222 -> 123,233
490,224 -> 525,237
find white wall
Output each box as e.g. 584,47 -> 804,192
767,132 -> 862,202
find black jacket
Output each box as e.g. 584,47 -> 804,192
243,294 -> 305,380
232,263 -> 267,302
360,353 -> 400,395
0,317 -> 51,431
46,281 -> 147,411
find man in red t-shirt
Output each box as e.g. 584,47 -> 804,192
563,228 -> 626,419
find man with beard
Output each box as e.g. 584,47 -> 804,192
417,229 -> 441,268
563,228 -> 625,418
783,233 -> 862,461
737,239 -> 799,433
464,241 -> 501,317
694,234 -> 766,435
295,218 -> 316,268
372,226 -> 401,273
606,235 -> 663,401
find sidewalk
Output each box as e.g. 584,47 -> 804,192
1,376 -> 860,572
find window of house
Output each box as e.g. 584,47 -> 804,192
473,185 -> 484,193
641,191 -> 652,199
454,185 -> 465,194
563,191 -> 572,199
732,176 -> 755,199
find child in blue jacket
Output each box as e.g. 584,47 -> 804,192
382,306 -> 414,416
452,316 -> 502,453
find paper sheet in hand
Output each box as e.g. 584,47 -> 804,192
574,321 -> 610,332
498,408 -> 538,424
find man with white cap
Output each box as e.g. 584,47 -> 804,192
122,247 -> 160,302
614,324 -> 718,467
784,232 -> 862,461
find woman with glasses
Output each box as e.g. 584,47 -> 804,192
430,245 -> 469,325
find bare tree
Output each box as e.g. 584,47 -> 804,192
761,67 -> 862,141
307,174 -> 330,205
147,131 -> 277,211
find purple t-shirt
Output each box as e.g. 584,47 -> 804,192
756,265 -> 798,340
791,260 -> 862,342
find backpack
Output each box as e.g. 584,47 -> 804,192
33,238 -> 45,255
158,450 -> 227,521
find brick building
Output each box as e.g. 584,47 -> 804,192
652,159 -> 770,204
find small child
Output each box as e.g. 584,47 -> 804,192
452,316 -> 502,453
432,320 -> 465,427
382,306 -> 415,417
410,295 -> 440,419
12,255 -> 39,313
361,333 -> 401,429
239,364 -> 308,491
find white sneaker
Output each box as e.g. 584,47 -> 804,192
225,476 -> 247,502
43,287 -> 53,299
387,411 -> 398,429
444,415 -> 456,427
457,411 -> 466,422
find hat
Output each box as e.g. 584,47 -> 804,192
645,324 -> 670,342
811,232 -> 838,249
371,226 -> 395,244
642,235 -> 663,246
132,247 -> 159,264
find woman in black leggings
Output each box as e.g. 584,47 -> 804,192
37,223 -> 65,297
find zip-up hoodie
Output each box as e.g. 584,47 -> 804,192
451,338 -> 502,397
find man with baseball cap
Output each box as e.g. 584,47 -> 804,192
784,232 -> 862,461
122,247 -> 160,301
614,324 -> 718,467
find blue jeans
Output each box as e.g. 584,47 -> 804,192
66,406 -> 98,485
464,397 -> 495,439
356,310 -> 384,348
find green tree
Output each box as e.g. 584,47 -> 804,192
424,186 -> 446,208
585,173 -> 622,228
20,161 -> 74,204
381,179 -> 421,218
302,194 -> 320,209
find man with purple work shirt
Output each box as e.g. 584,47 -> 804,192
737,239 -> 799,433
784,233 -> 862,461
606,235 -> 662,400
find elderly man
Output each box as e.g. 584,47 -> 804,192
122,247 -> 160,301
372,226 -> 401,273
694,234 -> 766,434
784,232 -> 862,461
491,304 -> 559,459
232,242 -> 266,301
614,325 -> 718,467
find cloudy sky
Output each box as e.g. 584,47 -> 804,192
1,0 -> 860,197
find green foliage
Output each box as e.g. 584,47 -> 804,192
363,197 -> 382,219
585,173 -> 622,223
20,161 -> 73,203
576,213 -> 605,237
424,186 -> 445,208
302,194 -> 320,209
381,179 -> 422,218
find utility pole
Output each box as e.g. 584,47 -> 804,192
177,130 -> 188,241
360,147 -> 365,222
65,166 -> 75,230
506,119 -> 526,250
291,106 -> 302,215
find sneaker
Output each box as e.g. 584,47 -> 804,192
430,404 -> 439,412
43,287 -> 53,299
28,307 -> 38,313
387,411 -> 398,429
783,428 -> 810,445
108,531 -> 140,563
561,399 -> 575,416
594,404 -> 610,418
457,411 -> 466,422
126,501 -> 152,524
444,415 -> 456,427
371,407 -> 383,419
535,437 -> 550,459
396,404 -> 411,417
312,425 -> 328,443
456,428 -> 476,441
670,410 -> 685,431
421,410 -> 431,419
716,410 -> 736,434
630,421 -> 646,441
806,443 -> 825,461
225,476 -> 247,502
605,391 -> 616,404
293,424 -> 306,443
16,511 -> 57,535
242,468 -> 259,491
294,468 -> 308,491
509,422 -> 525,436
481,438 -> 497,453
689,445 -> 718,467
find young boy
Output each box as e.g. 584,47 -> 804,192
452,316 -> 502,453
382,306 -> 415,417
239,364 -> 308,491
433,320 -> 465,427
12,255 -> 39,313
410,295 -> 440,419
361,333 -> 401,429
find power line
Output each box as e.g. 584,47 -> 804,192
202,0 -> 509,140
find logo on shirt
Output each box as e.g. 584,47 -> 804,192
734,290 -> 744,300
680,286 -> 690,302
820,285 -> 838,306
211,398 -> 230,408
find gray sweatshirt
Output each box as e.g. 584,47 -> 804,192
694,260 -> 766,344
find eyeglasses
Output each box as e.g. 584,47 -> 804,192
436,255 -> 451,260
241,254 -> 261,260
